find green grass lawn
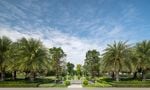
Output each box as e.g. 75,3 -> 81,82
0,76 -> 67,87
83,77 -> 150,87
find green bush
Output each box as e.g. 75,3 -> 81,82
96,77 -> 113,82
83,79 -> 88,86
64,80 -> 70,86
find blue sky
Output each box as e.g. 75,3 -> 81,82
0,0 -> 150,65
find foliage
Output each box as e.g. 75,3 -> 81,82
84,50 -> 101,77
76,64 -> 82,79
49,47 -> 66,80
17,38 -> 49,81
0,83 -> 39,87
39,83 -> 66,87
83,79 -> 88,86
64,80 -> 70,86
112,80 -> 150,87
66,62 -> 74,76
134,40 -> 150,80
0,36 -> 12,81
102,41 -> 131,81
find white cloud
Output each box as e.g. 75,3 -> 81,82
0,27 -> 101,65
0,0 -> 140,66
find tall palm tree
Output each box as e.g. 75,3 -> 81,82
7,42 -> 20,80
102,41 -> 131,81
135,40 -> 150,80
0,36 -> 12,81
18,37 -> 49,81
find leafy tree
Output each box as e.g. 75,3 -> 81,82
67,62 -> 74,76
17,37 -> 49,81
76,64 -> 82,79
0,36 -> 12,81
49,47 -> 66,81
102,41 -> 131,81
84,50 -> 101,77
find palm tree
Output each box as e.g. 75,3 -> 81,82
7,42 -> 20,80
102,41 -> 131,81
135,40 -> 150,80
0,36 -> 12,81
18,37 -> 49,81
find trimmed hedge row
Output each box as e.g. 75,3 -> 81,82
39,84 -> 66,87
0,83 -> 39,87
112,84 -> 150,87
112,81 -> 150,87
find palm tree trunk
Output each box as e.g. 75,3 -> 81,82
111,71 -> 115,80
30,72 -> 35,81
142,71 -> 146,81
133,72 -> 137,79
116,71 -> 119,82
25,72 -> 29,80
12,71 -> 16,80
0,71 -> 5,81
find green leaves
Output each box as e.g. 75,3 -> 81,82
84,50 -> 101,77
135,40 -> 150,71
49,47 -> 66,79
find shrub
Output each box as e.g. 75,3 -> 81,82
96,77 -> 113,82
64,80 -> 70,86
83,79 -> 88,86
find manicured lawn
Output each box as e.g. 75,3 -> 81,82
83,77 -> 150,87
0,76 -> 67,87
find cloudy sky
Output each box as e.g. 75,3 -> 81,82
0,0 -> 150,65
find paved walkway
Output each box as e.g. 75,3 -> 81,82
68,84 -> 82,88
68,80 -> 82,88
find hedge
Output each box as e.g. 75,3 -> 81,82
112,84 -> 150,87
0,83 -> 39,87
39,84 -> 66,87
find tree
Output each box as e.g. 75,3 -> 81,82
84,50 -> 101,77
49,47 -> 66,81
76,64 -> 82,79
135,40 -> 150,80
18,37 -> 49,81
102,41 -> 131,81
67,62 -> 74,76
8,42 -> 20,80
0,36 -> 12,81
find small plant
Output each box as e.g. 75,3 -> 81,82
64,80 -> 70,86
83,79 -> 88,86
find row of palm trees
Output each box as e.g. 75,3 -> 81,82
0,36 -> 67,81
102,40 -> 150,81
0,35 -> 150,82
0,36 -> 51,81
